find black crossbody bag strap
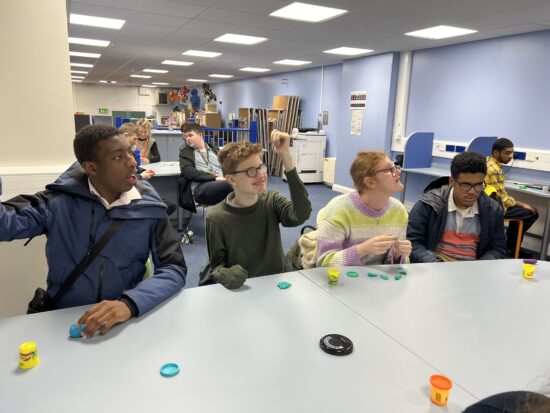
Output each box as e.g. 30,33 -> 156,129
50,219 -> 124,305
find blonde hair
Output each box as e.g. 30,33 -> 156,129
136,119 -> 151,131
349,151 -> 388,193
119,123 -> 138,136
218,141 -> 263,175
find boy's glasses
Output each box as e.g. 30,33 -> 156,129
456,181 -> 485,192
375,165 -> 401,177
229,164 -> 268,178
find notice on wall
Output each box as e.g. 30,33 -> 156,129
350,110 -> 363,135
350,91 -> 366,109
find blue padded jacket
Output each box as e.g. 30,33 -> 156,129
0,163 -> 186,315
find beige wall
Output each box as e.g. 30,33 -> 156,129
0,0 -> 73,317
0,0 -> 74,168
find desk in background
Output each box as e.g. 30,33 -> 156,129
0,271 -> 475,412
300,260 -> 550,400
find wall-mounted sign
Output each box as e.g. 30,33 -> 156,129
350,91 -> 366,109
98,108 -> 109,114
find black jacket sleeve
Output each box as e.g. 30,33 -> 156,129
179,145 -> 217,182
148,141 -> 161,163
407,201 -> 442,263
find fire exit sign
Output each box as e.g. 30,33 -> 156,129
98,108 -> 109,114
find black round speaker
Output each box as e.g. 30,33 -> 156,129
319,334 -> 353,356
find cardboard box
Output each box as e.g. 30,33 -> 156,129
202,112 -> 221,128
205,103 -> 217,112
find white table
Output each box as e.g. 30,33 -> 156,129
145,161 -> 184,230
300,260 -> 550,400
0,272 -> 475,412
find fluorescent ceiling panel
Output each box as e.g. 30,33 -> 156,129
130,74 -> 151,78
71,75 -> 85,79
405,25 -> 477,39
69,14 -> 125,29
69,51 -> 101,58
209,74 -> 234,78
152,82 -> 169,85
162,60 -> 194,66
187,78 -> 207,82
240,67 -> 271,72
71,70 -> 88,74
68,37 -> 110,47
182,50 -> 221,58
214,33 -> 267,45
270,2 -> 347,23
70,62 -> 94,68
323,47 -> 373,56
273,59 -> 311,66
143,69 -> 168,73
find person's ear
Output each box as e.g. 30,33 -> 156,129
363,175 -> 376,190
225,174 -> 237,188
449,177 -> 456,188
82,160 -> 99,176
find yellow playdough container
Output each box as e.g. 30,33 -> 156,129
523,259 -> 537,279
430,374 -> 452,406
19,342 -> 40,369
327,268 -> 340,285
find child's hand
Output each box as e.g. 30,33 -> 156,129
394,239 -> 412,258
271,130 -> 291,154
140,170 -> 155,180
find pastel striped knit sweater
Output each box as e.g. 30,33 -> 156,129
316,192 -> 409,267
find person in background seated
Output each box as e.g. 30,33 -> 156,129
316,151 -> 411,267
408,151 -> 506,263
178,123 -> 232,212
202,131 -> 312,289
0,125 -> 186,337
136,119 -> 160,165
485,138 -> 539,258
119,123 -> 154,180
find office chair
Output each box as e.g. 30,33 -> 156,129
181,203 -> 208,244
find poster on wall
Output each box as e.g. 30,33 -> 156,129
351,110 -> 363,135
350,91 -> 366,109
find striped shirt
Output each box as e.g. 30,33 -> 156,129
436,189 -> 480,261
192,148 -> 223,191
316,192 -> 408,267
485,156 -> 515,210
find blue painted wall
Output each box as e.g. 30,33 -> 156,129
320,64 -> 342,157
407,30 -> 550,148
333,52 -> 400,189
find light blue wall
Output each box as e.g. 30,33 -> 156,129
213,65 -> 343,157
320,64 -> 342,157
407,30 -> 550,148
333,52 -> 400,189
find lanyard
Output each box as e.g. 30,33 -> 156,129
198,148 -> 214,172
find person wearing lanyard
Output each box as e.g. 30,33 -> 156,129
178,123 -> 232,212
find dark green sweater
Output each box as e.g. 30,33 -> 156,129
205,168 -> 312,281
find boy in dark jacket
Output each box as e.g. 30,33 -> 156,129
0,125 -> 187,337
407,151 -> 506,263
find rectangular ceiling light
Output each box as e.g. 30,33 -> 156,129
214,33 -> 267,45
71,75 -> 85,79
182,50 -> 222,58
72,79 -> 82,83
71,70 -> 88,74
143,69 -> 168,73
273,59 -> 311,66
111,81 -> 117,84
270,2 -> 347,23
130,74 -> 152,78
69,14 -> 125,29
162,60 -> 194,66
70,62 -> 94,68
68,37 -> 110,47
405,25 -> 477,39
69,51 -> 101,58
142,85 -> 158,88
323,47 -> 373,56
99,80 -> 108,83
240,67 -> 271,72
152,82 -> 169,85
187,78 -> 207,82
209,74 -> 234,78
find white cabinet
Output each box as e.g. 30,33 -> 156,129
285,131 -> 327,183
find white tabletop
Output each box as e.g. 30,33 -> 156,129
0,272 -> 475,412
300,260 -> 550,399
146,161 -> 179,176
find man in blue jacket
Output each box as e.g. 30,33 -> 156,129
0,125 -> 186,337
407,151 -> 507,263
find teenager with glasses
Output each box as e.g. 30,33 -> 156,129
408,151 -> 506,263
316,151 -> 411,267
200,131 -> 312,289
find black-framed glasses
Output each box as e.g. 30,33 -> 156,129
457,181 -> 485,192
375,165 -> 401,177
229,164 -> 268,178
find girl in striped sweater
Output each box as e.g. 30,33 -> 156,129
316,151 -> 411,267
